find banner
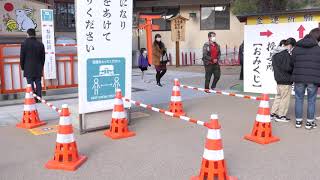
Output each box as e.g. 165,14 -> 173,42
40,9 -> 56,79
76,0 -> 132,114
244,21 -> 318,94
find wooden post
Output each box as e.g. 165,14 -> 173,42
176,41 -> 180,67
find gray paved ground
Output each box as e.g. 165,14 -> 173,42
2,66 -> 320,180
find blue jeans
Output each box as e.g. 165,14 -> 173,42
26,77 -> 42,97
294,83 -> 318,121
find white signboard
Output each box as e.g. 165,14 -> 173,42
76,0 -> 132,114
40,9 -> 56,79
244,21 -> 319,94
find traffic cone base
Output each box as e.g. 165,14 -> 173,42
104,130 -> 135,139
191,160 -> 238,180
105,89 -> 136,139
244,94 -> 280,145
169,102 -> 186,116
169,79 -> 186,116
104,118 -> 135,139
45,104 -> 87,171
16,111 -> 46,129
45,155 -> 87,171
245,122 -> 280,144
191,175 -> 238,180
192,114 -> 237,180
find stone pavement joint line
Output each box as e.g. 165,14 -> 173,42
124,98 -> 207,127
179,84 -> 260,101
30,92 -> 61,113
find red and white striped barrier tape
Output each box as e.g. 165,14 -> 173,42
30,92 -> 61,113
179,84 -> 260,101
123,98 -> 207,127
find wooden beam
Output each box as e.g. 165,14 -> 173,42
136,0 -> 231,8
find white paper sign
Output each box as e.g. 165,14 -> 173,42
244,21 -> 319,94
40,9 -> 56,79
76,0 -> 132,114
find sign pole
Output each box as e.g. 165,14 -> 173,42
176,41 -> 180,67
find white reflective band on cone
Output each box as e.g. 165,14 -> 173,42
56,134 -> 75,143
207,129 -> 221,140
172,86 -> 180,91
112,111 -> 126,119
259,100 -> 269,108
203,149 -> 224,161
59,116 -> 72,125
25,93 -> 33,99
24,104 -> 36,111
171,96 -> 182,102
114,99 -> 123,105
256,114 -> 271,123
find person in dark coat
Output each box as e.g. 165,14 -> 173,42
271,38 -> 296,123
20,28 -> 45,99
202,32 -> 221,91
291,28 -> 320,130
239,41 -> 244,80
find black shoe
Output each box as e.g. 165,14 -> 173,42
157,83 -> 163,87
275,116 -> 290,122
305,121 -> 317,130
296,121 -> 302,128
270,113 -> 277,120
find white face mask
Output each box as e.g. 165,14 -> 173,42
156,38 -> 161,42
210,37 -> 216,42
143,51 -> 147,56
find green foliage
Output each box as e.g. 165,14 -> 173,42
232,0 -> 320,15
231,0 -> 258,15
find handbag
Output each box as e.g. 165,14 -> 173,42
160,52 -> 169,64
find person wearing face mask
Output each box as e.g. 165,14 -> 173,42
270,38 -> 296,123
152,34 -> 167,87
202,32 -> 221,91
138,48 -> 150,80
292,28 -> 320,130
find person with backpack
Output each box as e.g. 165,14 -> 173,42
270,38 -> 296,122
292,28 -> 320,130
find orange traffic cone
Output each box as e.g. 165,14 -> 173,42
104,89 -> 135,139
244,94 -> 280,145
169,79 -> 186,116
16,84 -> 46,129
192,114 -> 238,180
45,104 -> 87,171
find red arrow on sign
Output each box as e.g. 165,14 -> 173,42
260,30 -> 273,37
297,25 -> 305,39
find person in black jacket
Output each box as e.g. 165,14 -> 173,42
20,28 -> 45,99
239,41 -> 244,80
292,28 -> 320,130
271,38 -> 296,122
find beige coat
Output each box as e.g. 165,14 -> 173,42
152,43 -> 164,66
